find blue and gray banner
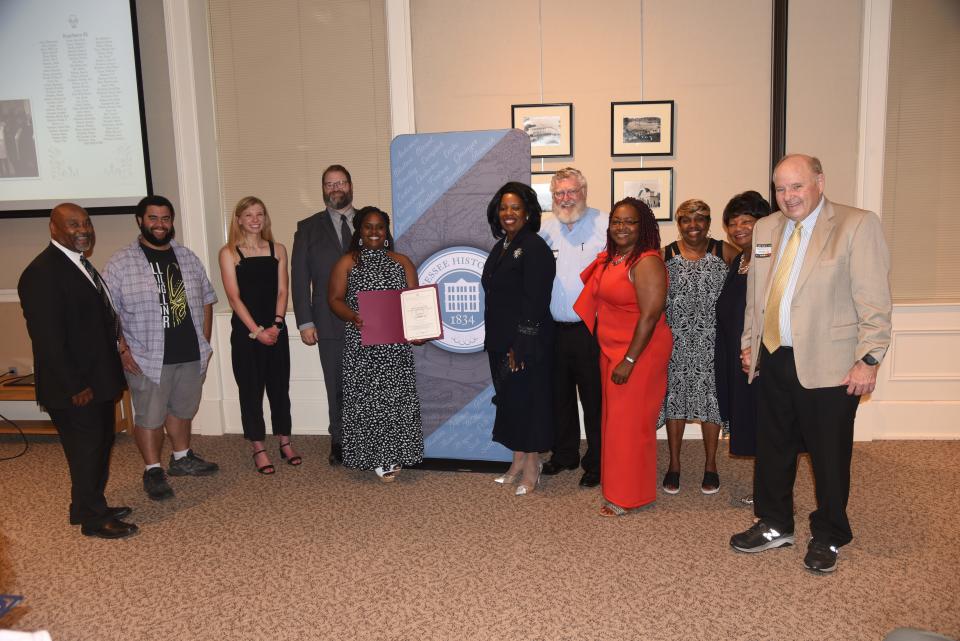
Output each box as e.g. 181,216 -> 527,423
391,129 -> 530,462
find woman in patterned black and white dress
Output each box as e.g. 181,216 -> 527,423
328,206 -> 425,481
660,199 -> 738,495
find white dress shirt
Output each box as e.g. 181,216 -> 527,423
774,197 -> 824,347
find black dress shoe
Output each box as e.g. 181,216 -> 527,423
803,538 -> 839,573
541,460 -> 578,475
81,518 -> 139,539
328,442 -> 343,466
579,471 -> 601,488
70,506 -> 133,525
108,506 -> 133,520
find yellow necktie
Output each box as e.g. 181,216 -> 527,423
762,222 -> 803,352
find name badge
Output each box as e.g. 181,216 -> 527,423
755,243 -> 772,258
552,249 -> 559,260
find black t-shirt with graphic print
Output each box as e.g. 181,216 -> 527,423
140,245 -> 200,364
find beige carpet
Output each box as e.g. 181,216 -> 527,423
1,434 -> 958,641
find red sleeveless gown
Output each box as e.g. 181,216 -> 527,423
575,250 -> 673,508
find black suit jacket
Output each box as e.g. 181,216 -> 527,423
291,208 -> 352,340
18,244 -> 124,410
481,226 -> 555,355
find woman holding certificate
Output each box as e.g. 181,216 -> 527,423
328,206 -> 424,481
481,182 -> 556,496
574,197 -> 672,515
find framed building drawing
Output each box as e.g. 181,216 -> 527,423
530,170 -> 555,212
611,167 -> 674,221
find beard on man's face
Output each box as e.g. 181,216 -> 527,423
139,221 -> 175,247
323,186 -> 353,210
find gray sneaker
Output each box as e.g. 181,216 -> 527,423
143,467 -> 175,501
167,449 -> 219,476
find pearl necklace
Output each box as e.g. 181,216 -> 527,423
738,259 -> 751,275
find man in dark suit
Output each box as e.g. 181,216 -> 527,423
18,203 -> 137,539
291,164 -> 356,464
729,155 -> 891,572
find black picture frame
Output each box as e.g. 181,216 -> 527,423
511,103 -> 573,158
611,167 -> 674,221
611,100 -> 675,157
530,170 -> 555,212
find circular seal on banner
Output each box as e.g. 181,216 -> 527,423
417,246 -> 488,354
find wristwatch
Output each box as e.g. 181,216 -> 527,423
861,353 -> 879,366
273,319 -> 285,330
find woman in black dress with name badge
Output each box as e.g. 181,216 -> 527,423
482,182 -> 555,496
714,190 -> 771,503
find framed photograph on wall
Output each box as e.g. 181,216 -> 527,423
511,103 -> 573,158
530,170 -> 555,212
611,167 -> 674,221
611,100 -> 674,157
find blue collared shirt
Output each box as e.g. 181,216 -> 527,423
538,207 -> 608,322
774,197 -> 824,347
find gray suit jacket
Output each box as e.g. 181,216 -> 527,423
291,208 -> 352,340
742,198 -> 892,389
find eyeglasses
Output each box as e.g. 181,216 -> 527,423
552,187 -> 582,199
610,219 -> 640,227
323,180 -> 349,189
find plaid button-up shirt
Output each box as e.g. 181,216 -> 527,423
104,239 -> 218,385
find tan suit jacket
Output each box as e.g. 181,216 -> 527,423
742,198 -> 891,389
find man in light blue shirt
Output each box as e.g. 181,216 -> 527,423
538,168 -> 608,487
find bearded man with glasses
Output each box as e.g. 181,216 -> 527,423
537,167 -> 608,488
292,164 -> 359,466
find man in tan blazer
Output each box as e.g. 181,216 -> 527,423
729,154 -> 891,573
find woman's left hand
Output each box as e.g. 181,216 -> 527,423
508,348 -> 524,373
351,313 -> 363,328
611,359 -> 634,385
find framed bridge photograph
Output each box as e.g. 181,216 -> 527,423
611,100 -> 674,157
512,103 -> 573,158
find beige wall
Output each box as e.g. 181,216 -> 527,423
208,0 -> 393,265
786,0 -> 863,206
411,0 -> 773,244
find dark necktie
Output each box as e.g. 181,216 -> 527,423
80,255 -> 120,340
339,214 -> 352,252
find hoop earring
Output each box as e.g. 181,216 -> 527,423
358,238 -> 363,247
384,239 -> 390,248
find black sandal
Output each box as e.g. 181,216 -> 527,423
701,471 -> 720,494
252,449 -> 275,475
279,442 -> 302,466
662,470 -> 680,494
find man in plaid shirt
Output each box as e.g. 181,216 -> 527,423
104,195 -> 220,501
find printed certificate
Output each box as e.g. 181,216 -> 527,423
358,285 -> 443,345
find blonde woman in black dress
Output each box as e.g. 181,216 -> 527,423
219,197 -> 299,475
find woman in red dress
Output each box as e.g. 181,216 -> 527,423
574,197 -> 673,516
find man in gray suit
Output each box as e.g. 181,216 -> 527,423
291,164 -> 356,464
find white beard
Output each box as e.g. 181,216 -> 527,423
554,206 -> 585,225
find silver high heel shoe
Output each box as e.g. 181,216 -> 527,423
494,470 -> 522,484
515,461 -> 543,496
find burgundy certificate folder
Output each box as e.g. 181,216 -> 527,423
358,284 -> 443,345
